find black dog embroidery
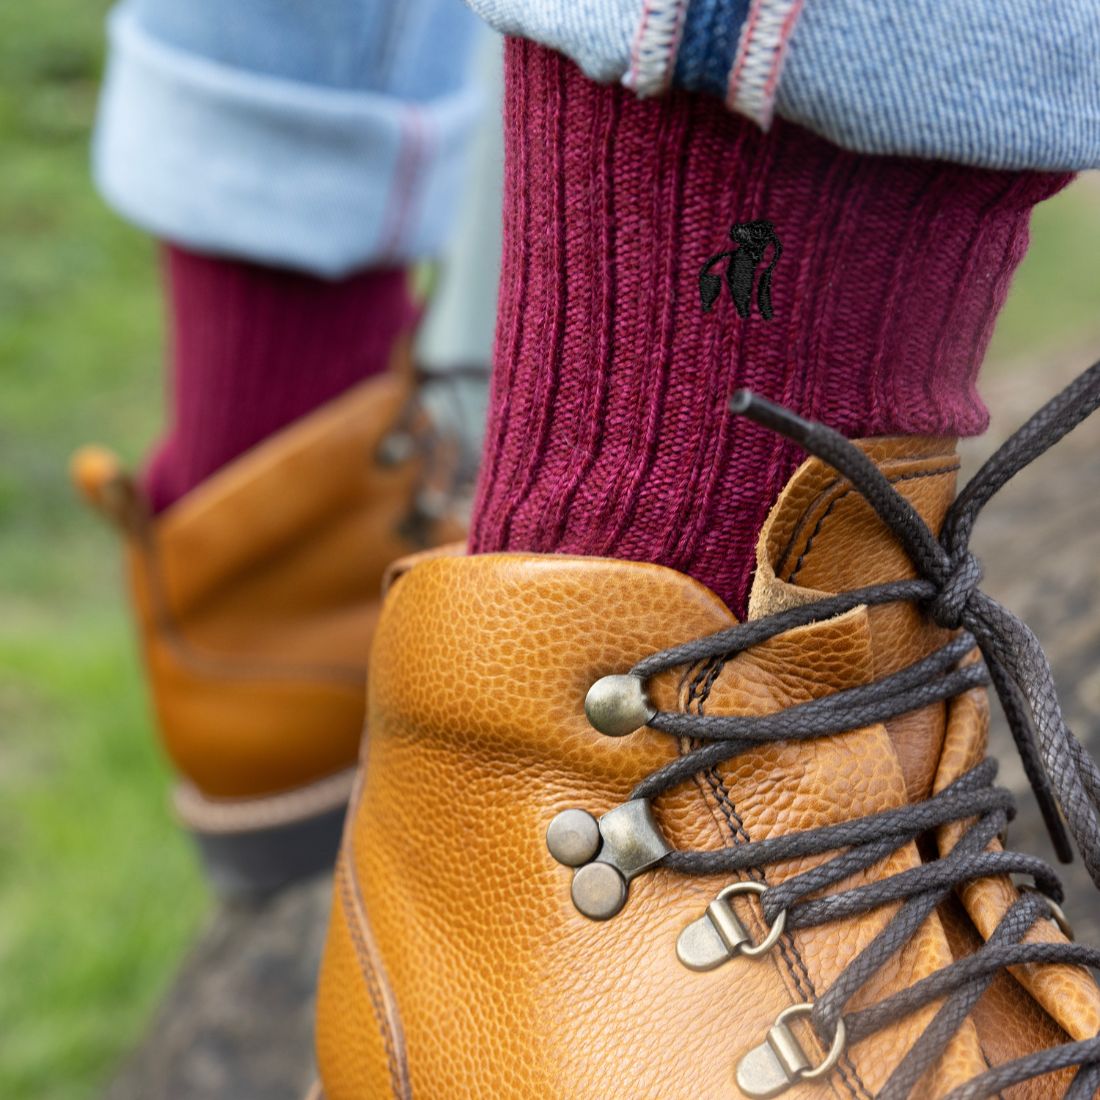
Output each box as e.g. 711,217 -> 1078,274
699,220 -> 782,320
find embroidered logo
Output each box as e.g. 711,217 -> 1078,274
700,221 -> 782,320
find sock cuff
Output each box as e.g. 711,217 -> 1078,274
470,41 -> 1069,616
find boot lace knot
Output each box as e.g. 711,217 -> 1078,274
926,550 -> 983,631
608,362 -> 1100,1099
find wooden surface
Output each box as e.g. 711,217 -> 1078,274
105,351 -> 1100,1098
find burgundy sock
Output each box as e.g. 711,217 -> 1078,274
469,40 -> 1071,615
144,245 -> 417,513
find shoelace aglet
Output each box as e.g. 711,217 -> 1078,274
730,390 -> 828,448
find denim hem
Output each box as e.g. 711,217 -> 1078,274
465,0 -> 1100,171
465,0 -> 640,84
726,0 -> 803,128
623,0 -> 688,97
93,6 -> 483,276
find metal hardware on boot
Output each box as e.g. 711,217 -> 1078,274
676,881 -> 786,971
547,799 -> 672,921
1017,882 -> 1075,940
571,862 -> 628,921
736,1003 -> 847,1098
375,430 -> 417,467
545,808 -> 601,867
584,674 -> 656,737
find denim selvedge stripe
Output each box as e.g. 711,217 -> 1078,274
465,0 -> 1100,170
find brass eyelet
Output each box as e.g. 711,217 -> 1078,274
375,430 -> 416,468
584,674 -> 656,737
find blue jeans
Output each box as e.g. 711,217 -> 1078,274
94,0 -> 485,276
470,0 -> 1100,171
96,0 -> 1100,278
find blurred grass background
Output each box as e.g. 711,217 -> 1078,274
0,6 -> 204,1099
0,4 -> 1099,1099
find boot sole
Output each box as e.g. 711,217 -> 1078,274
173,769 -> 356,898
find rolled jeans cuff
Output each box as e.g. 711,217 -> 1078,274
468,0 -> 1100,172
93,6 -> 483,277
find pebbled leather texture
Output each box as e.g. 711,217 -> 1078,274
72,341 -> 464,803
315,436 -> 1099,1098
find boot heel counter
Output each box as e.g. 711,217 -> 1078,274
316,859 -> 411,1100
143,636 -> 365,799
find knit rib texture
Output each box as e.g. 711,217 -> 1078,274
469,39 -> 1070,615
145,245 -> 416,513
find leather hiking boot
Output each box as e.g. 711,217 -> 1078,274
314,365 -> 1100,1097
72,349 -> 468,897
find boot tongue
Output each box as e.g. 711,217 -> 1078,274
744,436 -> 1100,1077
748,435 -> 960,801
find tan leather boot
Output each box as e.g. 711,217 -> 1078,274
313,376 -> 1100,1096
72,346 -> 465,896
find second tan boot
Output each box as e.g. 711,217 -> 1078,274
72,348 -> 467,896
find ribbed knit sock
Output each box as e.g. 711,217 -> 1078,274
469,40 -> 1071,615
144,245 -> 417,513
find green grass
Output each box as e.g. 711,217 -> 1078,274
0,5 -> 206,1099
989,176 -> 1100,367
0,6 -> 1097,1098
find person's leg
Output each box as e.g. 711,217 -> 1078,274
142,249 -> 417,512
469,39 -> 1069,615
314,17 -> 1100,1098
77,0 -> 486,895
94,0 -> 484,512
